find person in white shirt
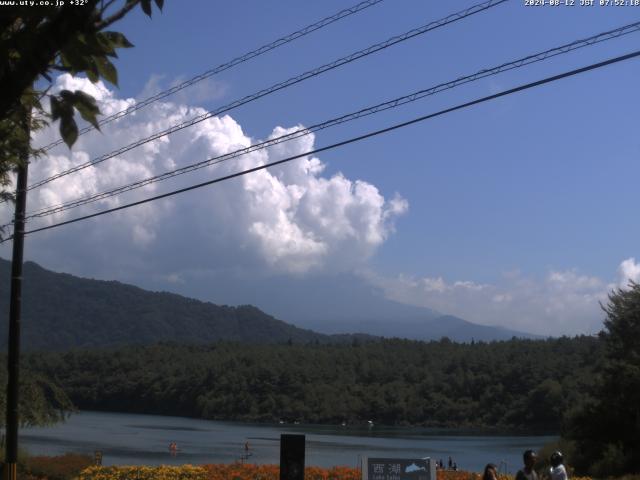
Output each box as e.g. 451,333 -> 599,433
549,451 -> 568,480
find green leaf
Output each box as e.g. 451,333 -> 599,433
50,96 -> 62,120
73,90 -> 101,131
102,31 -> 134,49
60,115 -> 79,148
95,32 -> 118,58
86,70 -> 99,82
75,107 -> 100,131
154,0 -> 164,10
141,0 -> 152,17
52,92 -> 75,122
86,32 -> 116,57
73,90 -> 98,110
84,57 -> 99,83
93,55 -> 118,86
60,48 -> 89,74
59,90 -> 74,102
59,52 -> 72,70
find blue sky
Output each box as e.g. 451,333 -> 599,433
112,0 -> 639,280
2,0 -> 639,335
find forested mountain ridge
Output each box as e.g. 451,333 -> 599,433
26,336 -> 602,432
0,259 -> 365,350
0,258 -> 535,349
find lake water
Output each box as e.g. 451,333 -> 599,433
20,411 -> 556,473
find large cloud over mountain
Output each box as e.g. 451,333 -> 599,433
362,257 -> 640,336
0,75 -> 407,277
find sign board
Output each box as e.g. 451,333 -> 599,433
362,457 -> 436,480
280,434 -> 305,480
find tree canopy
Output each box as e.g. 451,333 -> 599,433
27,336 -> 603,432
0,0 -> 163,206
0,0 -> 163,425
563,282 -> 640,476
0,360 -> 74,427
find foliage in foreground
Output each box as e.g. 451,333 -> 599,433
0,0 -> 162,236
0,361 -> 74,427
563,282 -> 640,477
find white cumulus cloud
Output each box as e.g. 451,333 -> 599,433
0,74 -> 407,278
618,257 -> 640,288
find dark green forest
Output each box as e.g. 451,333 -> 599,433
26,336 -> 601,432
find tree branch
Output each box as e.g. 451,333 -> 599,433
94,0 -> 140,31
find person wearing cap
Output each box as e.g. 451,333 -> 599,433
549,451 -> 568,480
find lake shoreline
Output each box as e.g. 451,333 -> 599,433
21,411 -> 557,473
71,408 -> 559,437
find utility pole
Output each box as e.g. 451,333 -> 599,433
3,105 -> 29,480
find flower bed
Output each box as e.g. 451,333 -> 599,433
33,462 -> 599,480
76,464 -> 361,480
202,464 -> 360,480
76,464 -> 208,480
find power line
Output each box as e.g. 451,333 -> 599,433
26,0 -> 508,191
39,0 -> 385,152
16,20 -> 640,223
6,49 -> 637,242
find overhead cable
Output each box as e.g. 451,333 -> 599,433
39,0 -> 386,152
17,20 -> 640,223
26,0 -> 508,191
3,49 -> 636,242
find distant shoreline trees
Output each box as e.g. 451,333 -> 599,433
26,336 -> 602,433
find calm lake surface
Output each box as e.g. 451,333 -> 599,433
21,411 -> 556,473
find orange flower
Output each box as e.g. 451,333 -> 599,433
75,463 -> 537,480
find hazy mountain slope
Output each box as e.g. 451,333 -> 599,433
173,271 -> 539,341
305,314 -> 540,341
0,259 -> 336,350
0,258 -> 538,349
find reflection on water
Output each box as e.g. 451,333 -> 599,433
20,411 -> 556,472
